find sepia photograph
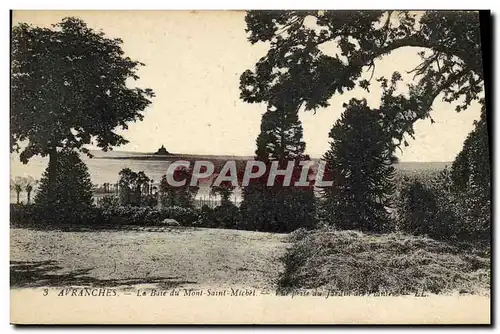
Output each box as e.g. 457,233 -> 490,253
9,9 -> 491,324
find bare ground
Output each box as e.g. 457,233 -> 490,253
10,227 -> 289,290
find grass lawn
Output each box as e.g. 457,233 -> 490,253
11,226 -> 490,296
10,227 -> 289,290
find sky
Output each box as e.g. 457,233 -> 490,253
12,10 -> 483,162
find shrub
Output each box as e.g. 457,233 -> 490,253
160,206 -> 198,226
396,178 -> 440,236
396,169 -> 490,243
102,205 -> 198,227
195,203 -> 242,230
213,202 -> 241,229
142,194 -> 158,208
10,203 -> 37,227
10,203 -> 110,228
196,205 -> 217,228
97,195 -> 120,209
240,185 -> 316,233
103,206 -> 154,225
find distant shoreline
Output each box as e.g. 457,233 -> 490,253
87,150 -> 452,166
92,153 -> 451,168
93,154 -> 255,161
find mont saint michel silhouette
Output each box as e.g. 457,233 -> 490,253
154,145 -> 170,155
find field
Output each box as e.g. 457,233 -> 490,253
10,227 -> 288,290
11,225 -> 490,297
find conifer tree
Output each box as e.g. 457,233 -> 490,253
35,150 -> 94,222
321,98 -> 397,232
240,95 -> 316,232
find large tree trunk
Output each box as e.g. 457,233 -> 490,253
27,191 -> 31,204
16,191 -> 20,204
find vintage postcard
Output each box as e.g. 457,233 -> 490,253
10,10 -> 491,324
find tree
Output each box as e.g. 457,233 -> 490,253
240,96 -> 316,233
255,93 -> 306,164
24,184 -> 32,204
241,11 -> 489,233
35,150 -> 94,212
10,176 -> 37,204
211,181 -> 235,206
10,177 -> 25,204
118,168 -> 137,206
159,167 -> 199,208
11,17 -> 155,203
25,177 -> 36,204
321,99 -> 397,232
136,171 -> 150,204
118,168 -> 151,206
240,11 -> 484,149
450,105 -> 490,240
451,105 -> 490,196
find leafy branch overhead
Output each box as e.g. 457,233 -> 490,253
11,17 -> 155,163
240,10 -> 484,146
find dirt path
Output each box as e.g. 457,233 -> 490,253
10,227 -> 289,290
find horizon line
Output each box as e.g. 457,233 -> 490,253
87,149 -> 453,164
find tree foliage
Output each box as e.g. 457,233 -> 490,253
25,177 -> 36,204
450,105 -> 490,239
451,105 -> 490,196
397,167 -> 490,243
35,150 -> 94,210
321,99 -> 397,232
118,168 -> 151,206
255,100 -> 306,163
211,180 -> 235,205
159,167 -> 199,208
241,11 -> 484,147
241,184 -> 316,233
11,17 -> 155,162
240,98 -> 316,233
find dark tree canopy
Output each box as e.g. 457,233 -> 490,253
11,17 -> 155,163
240,11 -> 484,146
